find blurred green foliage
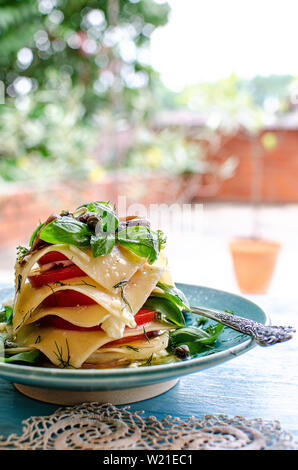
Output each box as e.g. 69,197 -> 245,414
0,1 -> 295,184
0,73 -> 98,181
123,127 -> 206,175
0,0 -> 185,183
0,0 -> 170,114
178,74 -> 295,134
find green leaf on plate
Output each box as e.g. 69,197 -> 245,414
0,349 -> 41,364
155,282 -> 191,311
143,296 -> 186,326
167,323 -> 225,355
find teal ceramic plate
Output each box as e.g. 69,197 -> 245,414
0,283 -> 268,392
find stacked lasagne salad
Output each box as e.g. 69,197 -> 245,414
0,201 -> 224,368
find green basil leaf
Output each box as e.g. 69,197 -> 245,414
169,326 -> 210,343
90,232 -> 116,257
39,216 -> 92,246
155,282 -> 191,311
29,222 -> 44,247
0,305 -> 13,324
167,324 -> 225,355
143,296 -> 186,326
1,349 -> 41,364
117,226 -> 165,264
77,201 -> 119,232
202,323 -> 225,343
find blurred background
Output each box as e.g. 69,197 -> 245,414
1,0 -> 298,299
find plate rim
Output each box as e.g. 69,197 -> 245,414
0,283 -> 268,388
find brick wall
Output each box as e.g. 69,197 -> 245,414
195,129 -> 298,203
1,128 -> 298,248
0,173 -> 194,247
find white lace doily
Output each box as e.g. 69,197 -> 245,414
0,403 -> 296,450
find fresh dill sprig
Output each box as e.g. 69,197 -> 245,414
144,354 -> 153,366
113,280 -> 129,289
125,345 -> 139,352
45,284 -> 58,306
113,279 -> 132,313
16,274 -> 22,293
15,307 -> 34,332
120,288 -> 132,313
53,339 -> 74,368
53,281 -> 67,287
75,280 -> 97,288
143,326 -> 150,343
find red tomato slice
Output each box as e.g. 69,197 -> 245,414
104,331 -> 156,347
42,290 -> 96,308
134,308 -> 155,325
38,252 -> 69,265
42,315 -> 102,331
28,265 -> 86,288
42,315 -> 156,346
41,308 -> 156,331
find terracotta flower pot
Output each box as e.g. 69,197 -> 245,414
229,238 -> 281,294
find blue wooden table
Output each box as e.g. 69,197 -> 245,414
0,290 -> 297,446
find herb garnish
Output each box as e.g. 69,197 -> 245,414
0,305 -> 13,324
167,323 -> 225,356
125,345 -> 139,352
53,281 -> 67,287
143,296 -> 185,327
15,307 -> 34,331
46,284 -> 58,306
16,246 -> 29,261
144,354 -> 153,366
143,327 -> 150,343
29,221 -> 44,248
27,201 -> 166,262
16,274 -> 22,293
113,280 -> 129,289
75,280 -> 97,288
53,339 -> 74,368
117,226 -> 166,264
113,280 -> 132,313
155,282 -> 191,312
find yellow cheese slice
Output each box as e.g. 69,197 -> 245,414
13,264 -> 164,336
14,243 -> 146,298
86,333 -> 169,364
13,276 -> 125,333
17,320 -> 171,368
152,248 -> 174,286
22,303 -> 133,340
25,304 -> 110,328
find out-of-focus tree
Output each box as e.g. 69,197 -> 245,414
241,74 -> 294,110
178,74 -> 297,133
0,0 -> 170,118
0,0 -> 174,183
178,74 -> 264,134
